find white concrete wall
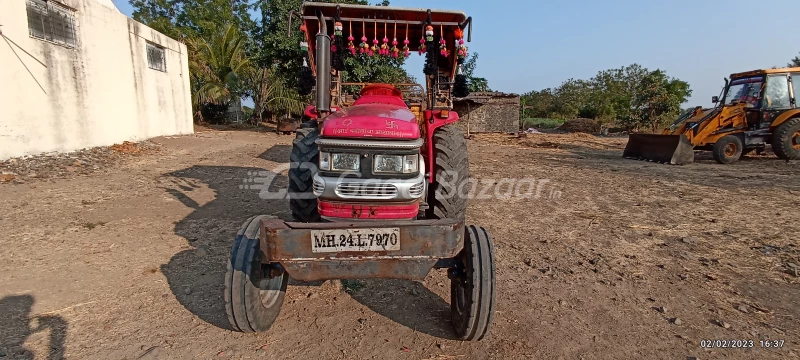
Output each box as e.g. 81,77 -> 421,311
0,0 -> 193,160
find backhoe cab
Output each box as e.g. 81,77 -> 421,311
624,67 -> 800,164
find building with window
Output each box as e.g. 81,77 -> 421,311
0,0 -> 192,160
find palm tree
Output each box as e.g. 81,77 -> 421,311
242,66 -> 306,123
186,24 -> 251,121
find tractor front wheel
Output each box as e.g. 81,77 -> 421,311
427,125 -> 469,220
450,225 -> 496,341
289,128 -> 321,222
225,215 -> 288,332
712,135 -> 743,164
772,118 -> 800,160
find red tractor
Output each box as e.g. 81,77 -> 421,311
224,3 -> 495,340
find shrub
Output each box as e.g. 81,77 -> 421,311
559,118 -> 600,133
522,118 -> 566,129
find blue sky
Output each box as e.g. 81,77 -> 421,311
112,0 -> 800,106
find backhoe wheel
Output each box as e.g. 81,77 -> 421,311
712,135 -> 743,164
289,128 -> 321,222
450,225 -> 496,341
427,125 -> 469,220
772,118 -> 800,160
225,215 -> 288,333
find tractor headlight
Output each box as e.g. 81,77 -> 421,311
374,154 -> 419,174
330,153 -> 360,171
319,152 -> 330,171
320,152 -> 360,171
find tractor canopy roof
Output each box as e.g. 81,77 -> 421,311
731,67 -> 800,79
297,2 -> 470,54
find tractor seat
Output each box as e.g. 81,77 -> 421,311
360,84 -> 403,98
354,84 -> 406,107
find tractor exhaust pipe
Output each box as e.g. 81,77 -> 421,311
315,12 -> 331,115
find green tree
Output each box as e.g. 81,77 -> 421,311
517,63 -> 689,131
253,0 -> 413,89
469,78 -> 490,92
551,78 -> 590,119
186,25 -> 252,122
520,89 -> 556,118
131,0 -> 254,39
789,53 -> 800,67
460,53 -> 491,92
586,64 -> 648,126
129,0 -> 181,38
634,69 -> 692,132
341,56 -> 410,84
241,67 -> 306,122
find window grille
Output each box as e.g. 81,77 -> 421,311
146,42 -> 166,72
27,0 -> 77,48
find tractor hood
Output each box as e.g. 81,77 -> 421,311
321,104 -> 420,140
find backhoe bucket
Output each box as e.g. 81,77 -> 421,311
623,134 -> 695,165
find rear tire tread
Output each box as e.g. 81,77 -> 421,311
712,135 -> 742,164
289,128 -> 321,222
225,215 -> 288,333
451,225 -> 496,341
772,118 -> 800,160
428,125 -> 469,220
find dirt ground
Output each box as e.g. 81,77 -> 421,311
1,128 -> 798,360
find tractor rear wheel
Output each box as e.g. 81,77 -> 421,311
772,118 -> 800,160
427,125 -> 469,220
450,225 -> 496,341
712,135 -> 743,164
225,215 -> 288,332
289,128 -> 321,222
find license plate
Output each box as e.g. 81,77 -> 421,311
311,228 -> 400,253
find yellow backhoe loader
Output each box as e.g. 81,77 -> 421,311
623,67 -> 800,164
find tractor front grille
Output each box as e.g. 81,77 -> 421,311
313,177 -> 324,196
409,181 -> 425,198
335,182 -> 398,199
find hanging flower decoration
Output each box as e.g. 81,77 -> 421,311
331,21 -> 342,52
423,24 -> 437,75
402,23 -> 410,58
455,27 -> 468,61
348,21 -> 356,55
370,21 -> 379,56
331,19 -> 346,71
298,37 -> 314,96
334,22 -> 343,37
419,24 -> 432,55
439,25 -> 448,57
380,22 -> 389,56
359,21 -> 368,54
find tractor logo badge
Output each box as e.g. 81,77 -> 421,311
342,119 -> 353,127
386,120 -> 398,129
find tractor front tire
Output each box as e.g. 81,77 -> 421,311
450,225 -> 496,341
225,215 -> 288,332
712,135 -> 743,164
772,118 -> 800,160
289,128 -> 321,222
427,125 -> 469,220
